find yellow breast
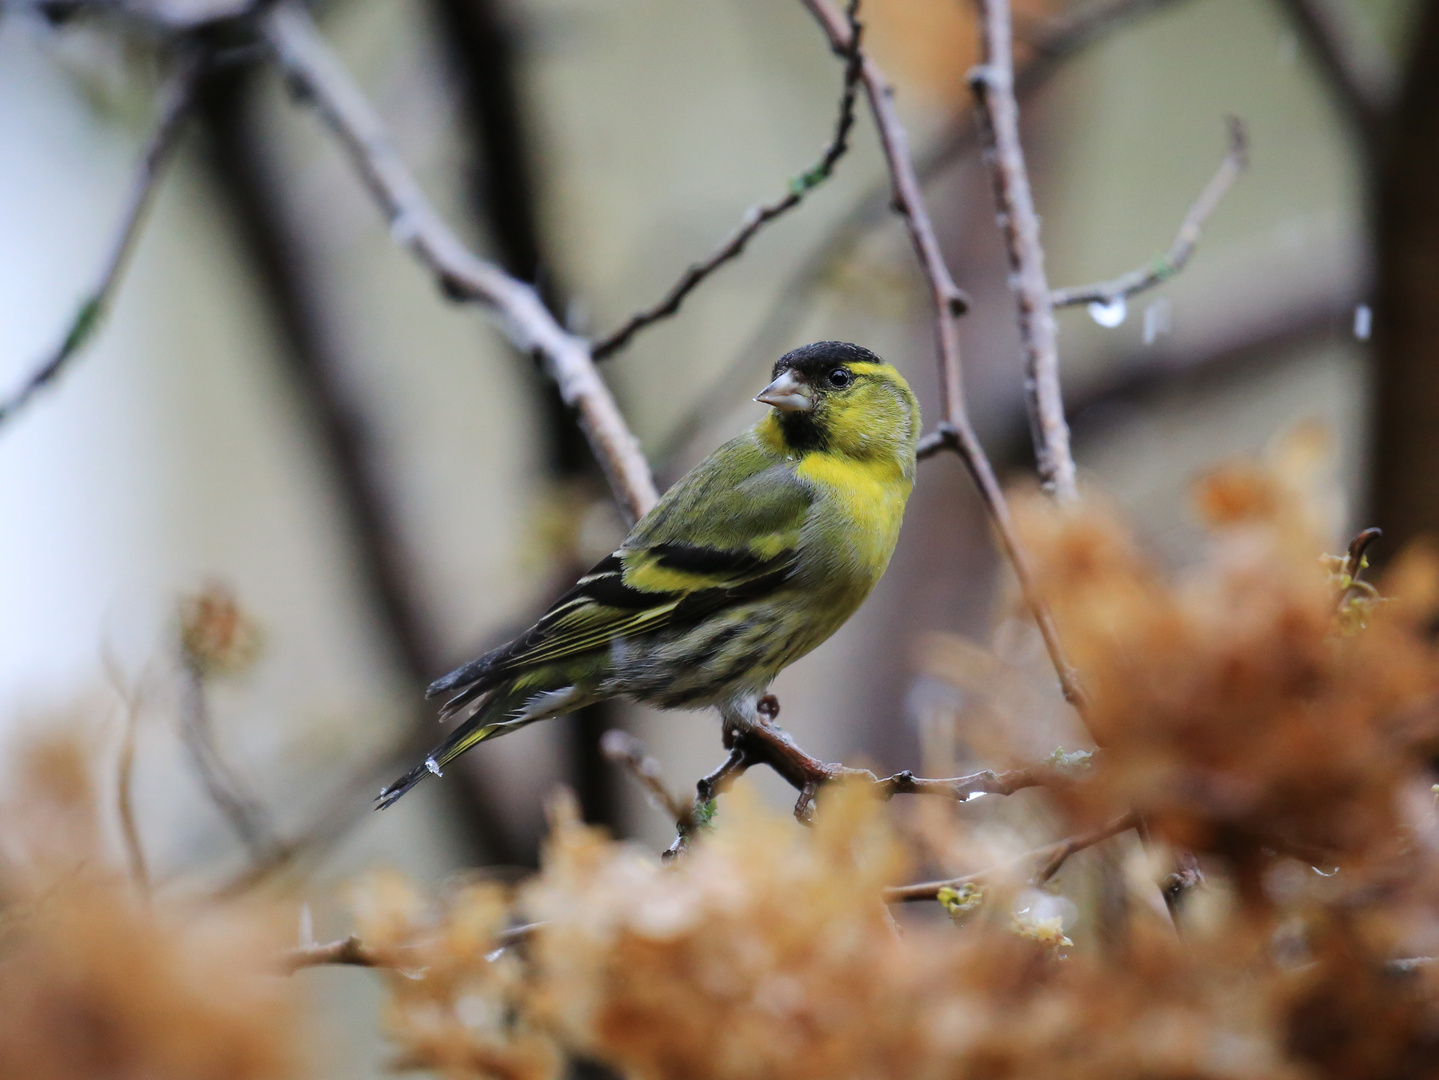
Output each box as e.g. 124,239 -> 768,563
796,451 -> 911,579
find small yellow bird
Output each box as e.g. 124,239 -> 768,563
378,341 -> 919,807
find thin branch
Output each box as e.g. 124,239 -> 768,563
653,0 -> 1193,473
883,812 -> 1137,903
283,934 -> 382,972
798,0 -> 1086,714
589,0 -> 867,361
260,2 -> 658,523
1050,118 -> 1249,309
103,653 -> 151,897
600,729 -> 692,829
282,922 -> 542,973
178,659 -> 283,863
799,0 -> 970,412
970,0 -> 1078,503
0,51 -> 201,431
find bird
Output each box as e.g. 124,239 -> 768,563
376,341 -> 920,809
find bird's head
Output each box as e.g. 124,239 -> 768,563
755,342 -> 920,467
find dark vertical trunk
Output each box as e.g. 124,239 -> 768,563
427,0 -> 620,831
196,64 -> 522,866
1370,0 -> 1439,553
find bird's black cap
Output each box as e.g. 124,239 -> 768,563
772,341 -> 884,381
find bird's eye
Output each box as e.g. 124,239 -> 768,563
826,367 -> 852,389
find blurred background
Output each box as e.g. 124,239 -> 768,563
0,0 -> 1429,1072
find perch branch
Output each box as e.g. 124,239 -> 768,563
261,2 -> 658,522
1050,118 -> 1249,308
590,0 -> 866,361
0,51 -> 201,432
884,812 -> 1137,902
628,702 -> 1076,857
799,0 -> 1086,712
970,0 -> 1078,503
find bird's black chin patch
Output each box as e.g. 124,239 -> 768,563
779,409 -> 828,453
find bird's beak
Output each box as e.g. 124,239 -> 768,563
755,369 -> 814,413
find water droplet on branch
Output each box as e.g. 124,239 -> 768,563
1087,297 -> 1127,328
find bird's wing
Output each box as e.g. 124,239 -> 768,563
428,448 -> 812,699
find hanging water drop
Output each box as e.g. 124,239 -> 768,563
1143,297 -> 1172,345
1353,303 -> 1372,341
1088,296 -> 1127,328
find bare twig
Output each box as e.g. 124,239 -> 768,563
0,51 -> 201,432
282,922 -> 542,973
261,2 -> 658,523
798,0 -> 1086,713
103,653 -> 151,897
883,812 -> 1137,902
1050,118 -> 1249,309
654,0 -> 1193,472
590,0 -> 867,361
600,729 -> 692,829
178,659 -> 283,863
970,0 -> 1077,503
282,934 -> 382,973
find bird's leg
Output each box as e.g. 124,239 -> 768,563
719,692 -> 875,822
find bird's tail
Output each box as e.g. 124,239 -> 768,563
374,711 -> 510,810
375,683 -> 588,810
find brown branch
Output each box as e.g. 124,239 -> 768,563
1050,118 -> 1249,309
883,812 -> 1137,903
260,2 -> 658,523
647,699 -> 1077,857
590,0 -> 868,361
970,0 -> 1077,504
798,0 -> 1086,714
282,922 -> 542,973
282,935 -> 382,973
0,51 -> 201,432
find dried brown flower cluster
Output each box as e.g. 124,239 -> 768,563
1014,463 -> 1439,880
502,787 -> 1435,1079
349,872 -> 559,1080
180,582 -> 263,676
0,730 -> 302,1080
